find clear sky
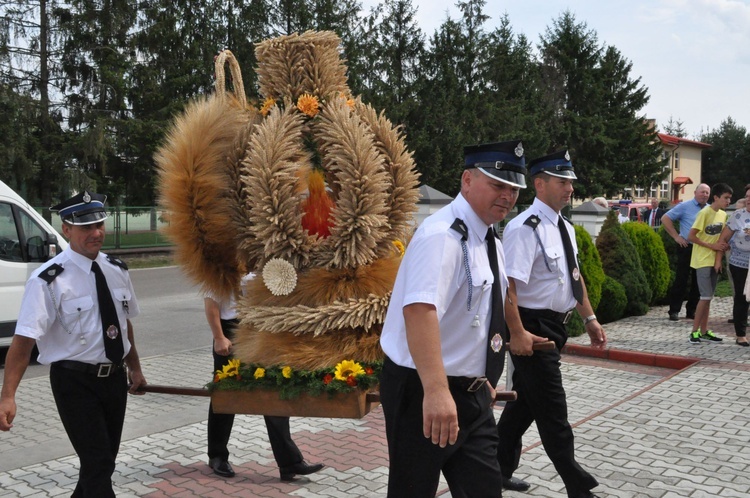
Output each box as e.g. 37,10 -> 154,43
360,0 -> 750,139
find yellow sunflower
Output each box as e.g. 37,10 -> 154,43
334,360 -> 366,381
221,358 -> 241,379
282,366 -> 293,379
254,367 -> 266,379
296,93 -> 320,117
393,240 -> 405,256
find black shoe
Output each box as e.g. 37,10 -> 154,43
279,460 -> 324,481
208,457 -> 235,477
501,475 -> 530,491
737,339 -> 750,347
728,318 -> 735,324
669,313 -> 679,321
686,312 -> 695,319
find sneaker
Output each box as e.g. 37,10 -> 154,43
701,330 -> 723,342
669,313 -> 679,321
689,330 -> 702,344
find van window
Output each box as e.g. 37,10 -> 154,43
0,202 -> 49,263
0,203 -> 22,261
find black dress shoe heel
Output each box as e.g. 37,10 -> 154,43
280,460 -> 324,481
501,475 -> 530,491
208,457 -> 235,477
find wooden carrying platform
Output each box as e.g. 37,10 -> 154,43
138,341 -> 557,419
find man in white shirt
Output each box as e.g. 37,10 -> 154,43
0,191 -> 146,497
380,140 -> 527,497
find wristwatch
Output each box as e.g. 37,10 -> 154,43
584,315 -> 597,325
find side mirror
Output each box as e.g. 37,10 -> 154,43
26,235 -> 46,262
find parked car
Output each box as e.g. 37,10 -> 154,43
608,200 -> 652,223
0,181 -> 67,357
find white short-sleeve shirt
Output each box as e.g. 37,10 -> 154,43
15,249 -> 139,364
380,193 -> 507,378
503,197 -> 578,313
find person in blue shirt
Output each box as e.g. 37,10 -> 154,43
661,184 -> 711,321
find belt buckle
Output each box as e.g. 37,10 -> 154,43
97,364 -> 113,377
562,310 -> 573,325
467,377 -> 487,392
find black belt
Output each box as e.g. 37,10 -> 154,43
384,357 -> 487,393
518,307 -> 574,325
53,360 -> 124,378
447,375 -> 488,393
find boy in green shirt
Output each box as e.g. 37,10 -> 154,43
688,183 -> 733,343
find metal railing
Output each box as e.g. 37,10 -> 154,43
38,206 -> 172,249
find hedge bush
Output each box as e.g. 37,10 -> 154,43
621,222 -> 672,304
597,275 -> 628,323
566,224 -> 606,337
596,210 -> 651,316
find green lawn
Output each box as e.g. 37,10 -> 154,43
103,231 -> 171,249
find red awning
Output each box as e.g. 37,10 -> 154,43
672,176 -> 693,185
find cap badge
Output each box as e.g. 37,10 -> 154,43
514,142 -> 524,158
564,151 -> 571,161
83,191 -> 91,203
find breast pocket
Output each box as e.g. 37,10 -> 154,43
467,266 -> 494,315
544,245 -> 563,272
112,287 -> 132,315
61,295 -> 94,316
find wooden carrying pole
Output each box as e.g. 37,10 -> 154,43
136,341 -> 556,404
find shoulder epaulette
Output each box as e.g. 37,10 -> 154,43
38,264 -> 64,284
450,218 -> 468,241
106,255 -> 129,271
523,214 -> 541,230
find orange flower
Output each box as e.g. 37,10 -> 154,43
260,97 -> 275,116
365,367 -> 374,375
323,374 -> 334,385
346,375 -> 358,387
296,93 -> 320,117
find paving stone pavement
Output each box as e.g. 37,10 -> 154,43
2,297 -> 750,497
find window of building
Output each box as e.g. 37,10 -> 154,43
674,152 -> 680,171
660,181 -> 669,199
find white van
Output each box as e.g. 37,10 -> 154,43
0,180 -> 68,353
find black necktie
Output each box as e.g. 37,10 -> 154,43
558,216 -> 584,305
91,261 -> 124,363
485,227 -> 506,388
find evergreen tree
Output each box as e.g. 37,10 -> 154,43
409,0 -> 489,195
662,115 -> 687,137
596,210 -> 651,316
54,0 -> 139,202
538,11 -> 664,199
701,117 -> 750,201
483,14 -> 552,204
128,0 -> 228,204
0,0 -> 69,208
363,0 -> 424,126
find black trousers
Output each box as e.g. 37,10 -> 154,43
380,357 -> 502,498
207,319 -> 303,467
50,363 -> 128,498
668,244 -> 699,316
730,264 -> 749,337
496,312 -> 597,498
